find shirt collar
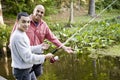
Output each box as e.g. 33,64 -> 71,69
30,14 -> 44,26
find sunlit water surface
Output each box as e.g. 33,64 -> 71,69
0,54 -> 120,80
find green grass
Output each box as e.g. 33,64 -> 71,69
74,9 -> 120,24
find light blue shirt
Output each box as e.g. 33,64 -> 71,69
10,29 -> 45,69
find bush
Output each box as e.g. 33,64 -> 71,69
96,0 -> 120,10
0,24 -> 12,48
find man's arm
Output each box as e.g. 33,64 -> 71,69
45,25 -> 62,47
45,25 -> 73,54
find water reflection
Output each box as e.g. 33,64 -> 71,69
0,57 -> 14,80
4,60 -> 9,76
92,59 -> 97,79
1,54 -> 120,80
39,54 -> 120,80
109,57 -> 120,80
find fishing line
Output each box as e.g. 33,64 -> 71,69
52,0 -> 117,54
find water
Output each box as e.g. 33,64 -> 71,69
0,54 -> 120,80
0,58 -> 14,80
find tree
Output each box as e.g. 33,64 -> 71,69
68,0 -> 74,27
88,0 -> 95,17
0,0 -> 4,24
0,1 -> 7,62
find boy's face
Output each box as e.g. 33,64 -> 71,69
18,16 -> 30,32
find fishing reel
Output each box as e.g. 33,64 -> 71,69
50,56 -> 59,63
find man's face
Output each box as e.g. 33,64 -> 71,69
18,16 -> 30,32
33,6 -> 45,22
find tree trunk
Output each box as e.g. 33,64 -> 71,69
69,0 -> 74,26
0,1 -> 4,24
78,0 -> 81,11
88,0 -> 95,17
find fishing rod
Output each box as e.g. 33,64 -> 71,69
51,0 -> 117,55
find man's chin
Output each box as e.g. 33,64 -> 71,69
24,28 -> 28,32
35,17 -> 42,21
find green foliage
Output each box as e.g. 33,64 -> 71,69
48,18 -> 120,55
2,0 -> 120,17
73,18 -> 120,54
2,0 -> 28,15
2,0 -> 59,16
0,25 -> 12,47
39,0 -> 59,15
96,0 -> 120,10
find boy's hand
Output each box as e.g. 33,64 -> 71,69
45,53 -> 54,59
41,43 -> 50,50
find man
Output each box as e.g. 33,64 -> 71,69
10,12 -> 54,80
12,5 -> 73,77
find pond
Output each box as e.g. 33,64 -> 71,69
0,53 -> 120,80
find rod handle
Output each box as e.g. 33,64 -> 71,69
51,48 -> 59,54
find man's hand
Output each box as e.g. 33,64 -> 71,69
62,46 -> 74,54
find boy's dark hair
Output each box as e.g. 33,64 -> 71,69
17,12 -> 29,20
